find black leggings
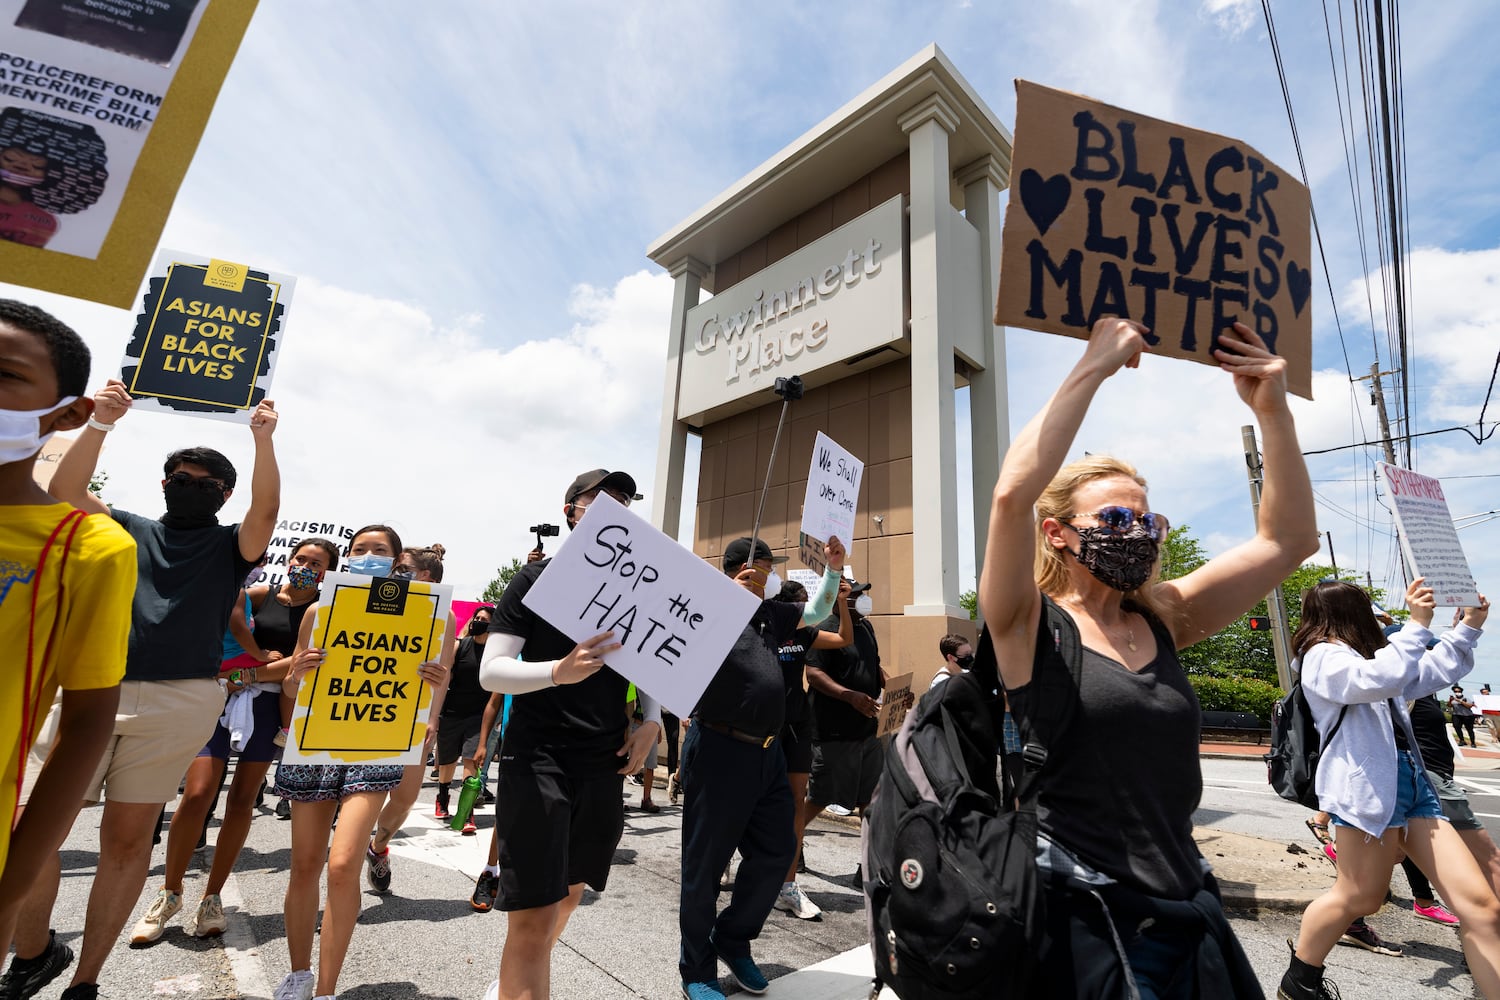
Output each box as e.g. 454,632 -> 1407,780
663,712 -> 681,774
1454,715 -> 1478,746
1402,855 -> 1434,902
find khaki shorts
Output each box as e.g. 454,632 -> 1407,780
27,678 -> 225,806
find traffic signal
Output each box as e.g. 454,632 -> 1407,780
1247,616 -> 1272,631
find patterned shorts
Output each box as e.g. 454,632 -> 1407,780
274,763 -> 405,802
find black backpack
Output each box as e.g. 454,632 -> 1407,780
1264,678 -> 1347,809
864,597 -> 1083,999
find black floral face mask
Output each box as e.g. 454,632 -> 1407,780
1068,524 -> 1159,592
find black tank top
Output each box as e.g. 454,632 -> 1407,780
253,584 -> 317,656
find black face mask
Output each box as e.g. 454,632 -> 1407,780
161,477 -> 227,528
1069,524 -> 1159,592
468,618 -> 489,637
955,654 -> 975,670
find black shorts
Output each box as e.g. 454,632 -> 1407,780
436,712 -> 485,765
493,765 -> 625,910
779,720 -> 813,775
808,736 -> 882,809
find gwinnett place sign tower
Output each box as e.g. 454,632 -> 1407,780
647,45 -> 1014,685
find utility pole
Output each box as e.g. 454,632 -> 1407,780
1243,425 -> 1293,690
1324,531 -> 1338,577
1364,362 -> 1412,586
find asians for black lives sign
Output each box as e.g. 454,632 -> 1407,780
287,572 -> 453,766
121,249 -> 293,422
996,81 -> 1314,399
521,494 -> 762,719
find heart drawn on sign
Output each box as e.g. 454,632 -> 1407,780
1287,261 -> 1312,318
1019,169 -> 1071,237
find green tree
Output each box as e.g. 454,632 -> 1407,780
959,589 -> 977,621
481,557 -> 525,604
87,470 -> 108,497
1159,524 -> 1390,685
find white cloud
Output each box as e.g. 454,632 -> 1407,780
4,270 -> 676,601
1200,0 -> 1259,37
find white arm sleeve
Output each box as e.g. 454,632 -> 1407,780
636,690 -> 663,728
478,632 -> 558,694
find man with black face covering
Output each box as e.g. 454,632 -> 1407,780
13,377 -> 279,1000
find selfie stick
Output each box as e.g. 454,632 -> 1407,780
748,376 -> 804,571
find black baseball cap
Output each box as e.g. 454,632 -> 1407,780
722,536 -> 789,569
846,580 -> 873,595
565,469 -> 640,505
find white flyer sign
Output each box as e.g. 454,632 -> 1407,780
801,431 -> 863,545
1378,463 -> 1480,607
521,493 -> 761,718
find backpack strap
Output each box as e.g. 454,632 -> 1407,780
1008,594 -> 1084,805
1321,704 -> 1349,752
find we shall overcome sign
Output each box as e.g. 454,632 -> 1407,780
801,431 -> 863,547
522,494 -> 761,719
996,80 -> 1313,398
1377,463 -> 1479,607
287,572 -> 452,766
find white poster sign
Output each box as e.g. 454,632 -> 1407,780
801,431 -> 863,545
1378,463 -> 1479,607
521,493 -> 761,718
786,568 -> 821,593
259,517 -> 354,587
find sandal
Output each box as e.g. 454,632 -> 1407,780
639,799 -> 660,813
1305,817 -> 1333,847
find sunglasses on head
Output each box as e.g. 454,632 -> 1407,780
1062,506 -> 1171,542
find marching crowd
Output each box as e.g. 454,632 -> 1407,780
2,290 -> 1497,1000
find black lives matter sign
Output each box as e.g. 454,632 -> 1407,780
121,256 -> 290,420
996,80 -> 1313,398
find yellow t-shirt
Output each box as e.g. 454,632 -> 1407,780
1,503 -> 136,875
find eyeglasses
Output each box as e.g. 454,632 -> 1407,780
1061,506 -> 1171,542
573,489 -> 632,510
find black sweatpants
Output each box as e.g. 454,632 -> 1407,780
678,724 -> 795,984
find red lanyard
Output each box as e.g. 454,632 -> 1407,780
17,508 -> 87,803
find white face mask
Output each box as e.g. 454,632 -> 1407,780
763,569 -> 782,599
0,397 -> 77,464
854,593 -> 874,616
0,168 -> 44,188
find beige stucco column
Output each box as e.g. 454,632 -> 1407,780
900,95 -> 965,618
651,255 -> 709,538
956,155 -> 1011,607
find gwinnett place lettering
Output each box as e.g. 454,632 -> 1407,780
694,238 -> 881,386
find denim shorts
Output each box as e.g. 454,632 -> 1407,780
1331,750 -> 1445,830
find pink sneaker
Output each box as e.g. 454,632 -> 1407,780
1323,842 -> 1337,863
1414,901 -> 1459,926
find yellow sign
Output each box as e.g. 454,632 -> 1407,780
203,258 -> 248,292
286,572 -> 453,765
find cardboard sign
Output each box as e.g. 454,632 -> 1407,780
286,572 -> 452,766
1377,463 -> 1479,607
800,531 -> 827,575
801,431 -> 863,545
0,0 -> 258,305
876,673 -> 914,738
520,493 -> 761,719
121,249 -> 294,422
996,80 -> 1313,398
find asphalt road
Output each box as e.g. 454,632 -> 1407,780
10,758 -> 1493,999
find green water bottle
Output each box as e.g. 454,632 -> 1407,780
450,775 -> 483,830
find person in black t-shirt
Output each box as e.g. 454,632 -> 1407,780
28,377 -> 280,997
806,581 -> 885,826
434,605 -> 494,831
678,535 -> 844,1000
769,577 -> 850,922
475,469 -> 662,1000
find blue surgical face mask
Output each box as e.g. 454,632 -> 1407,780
347,553 -> 394,577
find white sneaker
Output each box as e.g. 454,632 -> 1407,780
189,893 -> 227,937
129,888 -> 182,944
774,882 -> 822,920
274,969 -> 316,1000
825,804 -> 852,816
481,981 -> 500,1000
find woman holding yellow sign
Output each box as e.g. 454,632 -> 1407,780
273,524 -> 452,1000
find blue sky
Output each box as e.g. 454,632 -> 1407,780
7,1 -> 1498,674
